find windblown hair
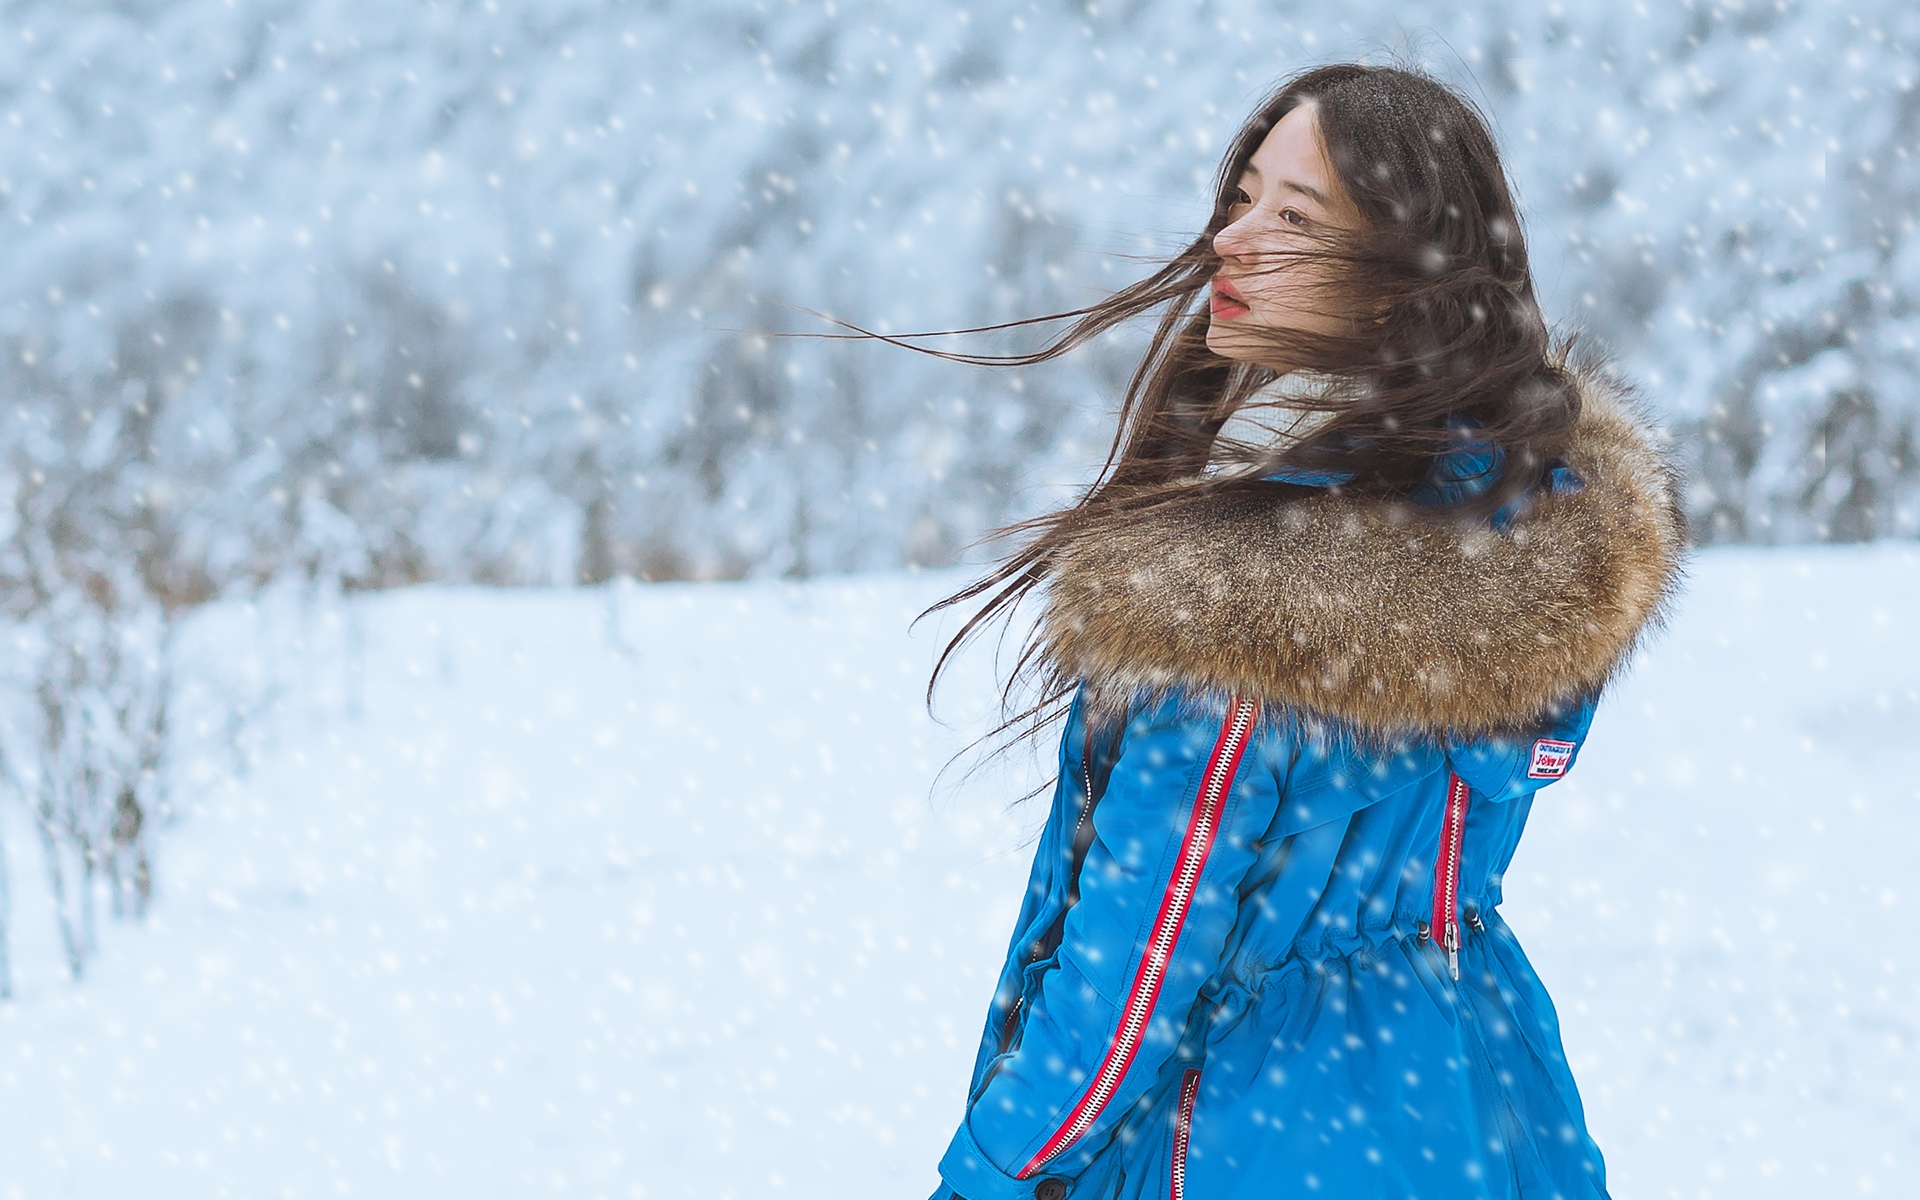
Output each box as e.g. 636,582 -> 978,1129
792,62 -> 1591,754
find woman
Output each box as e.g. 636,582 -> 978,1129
911,64 -> 1685,1200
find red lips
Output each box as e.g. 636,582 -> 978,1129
1210,276 -> 1250,319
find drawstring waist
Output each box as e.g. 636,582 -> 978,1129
1220,903 -> 1504,982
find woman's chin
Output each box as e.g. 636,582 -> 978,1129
1205,330 -> 1272,367
1205,326 -> 1249,361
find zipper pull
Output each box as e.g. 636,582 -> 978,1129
1443,920 -> 1460,981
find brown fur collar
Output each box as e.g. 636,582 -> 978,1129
1040,361 -> 1689,738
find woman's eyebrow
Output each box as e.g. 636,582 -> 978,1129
1239,164 -> 1330,207
1280,180 -> 1330,206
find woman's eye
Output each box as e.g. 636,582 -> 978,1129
1280,208 -> 1308,228
1225,187 -> 1253,211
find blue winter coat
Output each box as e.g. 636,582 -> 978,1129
930,365 -> 1686,1200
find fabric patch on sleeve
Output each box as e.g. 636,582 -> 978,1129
1527,738 -> 1577,779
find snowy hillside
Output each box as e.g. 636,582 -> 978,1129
0,0 -> 1914,592
1,544 -> 1916,1198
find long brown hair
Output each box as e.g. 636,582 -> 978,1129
794,63 -> 1583,753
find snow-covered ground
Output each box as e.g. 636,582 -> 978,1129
1,544 -> 1917,1199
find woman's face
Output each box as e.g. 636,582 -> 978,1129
1205,102 -> 1366,368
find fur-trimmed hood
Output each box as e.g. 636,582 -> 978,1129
1039,361 -> 1689,738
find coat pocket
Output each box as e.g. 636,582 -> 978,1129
1170,1067 -> 1201,1200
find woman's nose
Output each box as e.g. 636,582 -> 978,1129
1213,216 -> 1251,262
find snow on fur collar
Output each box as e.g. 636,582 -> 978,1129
1039,360 -> 1689,738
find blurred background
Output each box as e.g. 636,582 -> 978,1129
0,1 -> 1914,1197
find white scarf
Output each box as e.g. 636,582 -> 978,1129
1200,368 -> 1345,480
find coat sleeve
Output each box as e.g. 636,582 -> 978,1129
936,693 -> 1284,1200
956,693 -> 1093,1100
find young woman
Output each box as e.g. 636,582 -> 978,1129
910,63 -> 1687,1200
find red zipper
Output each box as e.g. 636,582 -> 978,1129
1170,1068 -> 1201,1200
1430,771 -> 1470,981
1014,696 -> 1259,1179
